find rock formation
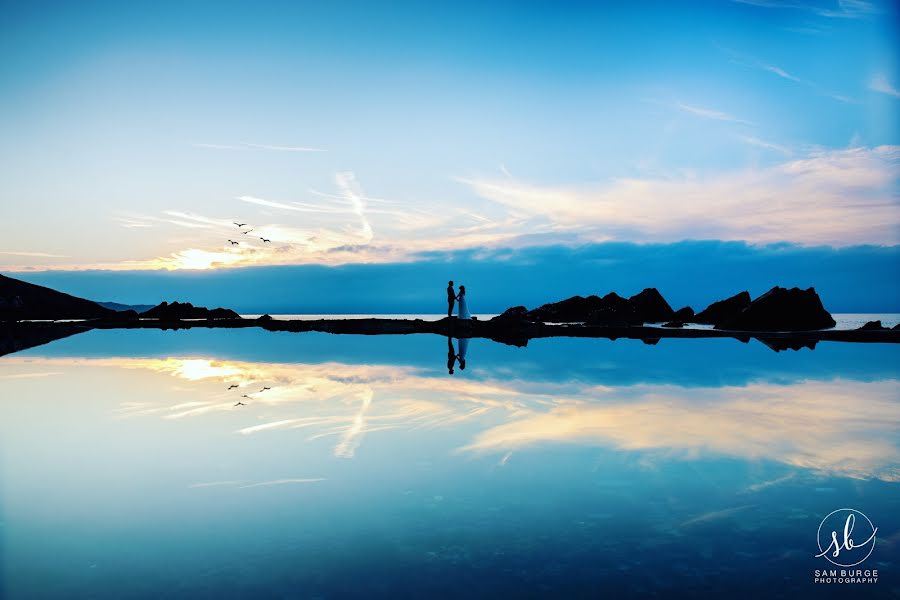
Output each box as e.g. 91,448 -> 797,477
716,287 -> 835,331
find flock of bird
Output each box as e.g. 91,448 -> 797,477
231,385 -> 271,407
227,221 -> 270,246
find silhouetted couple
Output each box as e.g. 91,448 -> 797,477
446,336 -> 469,374
446,280 -> 471,320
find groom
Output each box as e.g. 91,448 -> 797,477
447,280 -> 455,317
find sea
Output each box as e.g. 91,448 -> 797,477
0,318 -> 897,598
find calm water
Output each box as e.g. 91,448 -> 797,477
1,328 -> 898,598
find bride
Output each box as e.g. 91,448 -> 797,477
456,285 -> 471,320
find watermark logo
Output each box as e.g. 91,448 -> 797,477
815,508 -> 877,567
813,508 -> 878,586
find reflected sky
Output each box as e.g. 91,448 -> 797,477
1,331 -> 899,598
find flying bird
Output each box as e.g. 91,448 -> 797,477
228,240 -> 239,245
234,401 -> 246,406
260,238 -> 271,243
227,384 -> 239,390
259,386 -> 271,392
234,222 -> 247,227
241,394 -> 252,399
241,229 -> 254,234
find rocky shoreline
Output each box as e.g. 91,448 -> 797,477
2,314 -> 898,358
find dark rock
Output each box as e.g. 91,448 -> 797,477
0,273 -> 115,321
139,301 -> 241,320
526,295 -> 604,323
257,314 -> 274,322
757,338 -> 818,352
858,320 -> 886,331
694,291 -> 751,325
673,306 -> 694,321
490,306 -> 529,322
628,288 -> 675,322
114,309 -> 140,320
894,323 -> 900,331
717,287 -> 835,331
662,321 -> 685,328
523,288 -> 674,325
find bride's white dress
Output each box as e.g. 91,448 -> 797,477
457,294 -> 471,320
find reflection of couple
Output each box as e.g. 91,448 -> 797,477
446,280 -> 471,319
446,336 -> 469,374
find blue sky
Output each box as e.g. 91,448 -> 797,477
1,0 -> 898,309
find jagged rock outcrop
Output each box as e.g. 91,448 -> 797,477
694,291 -> 751,325
139,301 -> 241,320
0,273 -> 115,321
673,306 -> 694,321
524,288 -> 674,324
717,287 -> 835,331
858,320 -> 887,331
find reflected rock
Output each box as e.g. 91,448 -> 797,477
0,273 -> 115,321
642,338 -> 661,345
717,287 -> 835,331
140,301 -> 241,320
757,338 -> 818,352
694,291 -> 750,325
0,322 -> 88,357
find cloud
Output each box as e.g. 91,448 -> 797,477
737,135 -> 793,156
869,72 -> 900,98
675,103 -> 752,125
240,142 -> 326,152
732,0 -> 878,19
762,64 -> 802,82
458,145 -> 900,246
718,45 -> 857,103
192,142 -> 326,152
335,171 -> 374,243
0,251 -> 66,258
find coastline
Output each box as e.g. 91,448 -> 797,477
3,315 -> 899,358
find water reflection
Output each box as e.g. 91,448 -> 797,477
2,331 -> 899,598
4,349 -> 898,481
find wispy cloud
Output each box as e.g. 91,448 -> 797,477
732,0 -> 878,19
0,251 -> 67,258
738,135 -> 793,156
238,478 -> 325,489
869,72 -> 900,99
335,171 -> 374,243
718,45 -> 856,103
191,142 -> 326,152
240,142 -> 326,152
458,145 -> 900,246
676,102 -> 752,125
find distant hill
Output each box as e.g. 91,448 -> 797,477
0,273 -> 115,320
98,301 -> 156,313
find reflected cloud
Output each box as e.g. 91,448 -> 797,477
4,356 -> 898,481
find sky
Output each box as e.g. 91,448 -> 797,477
1,0 -> 898,310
